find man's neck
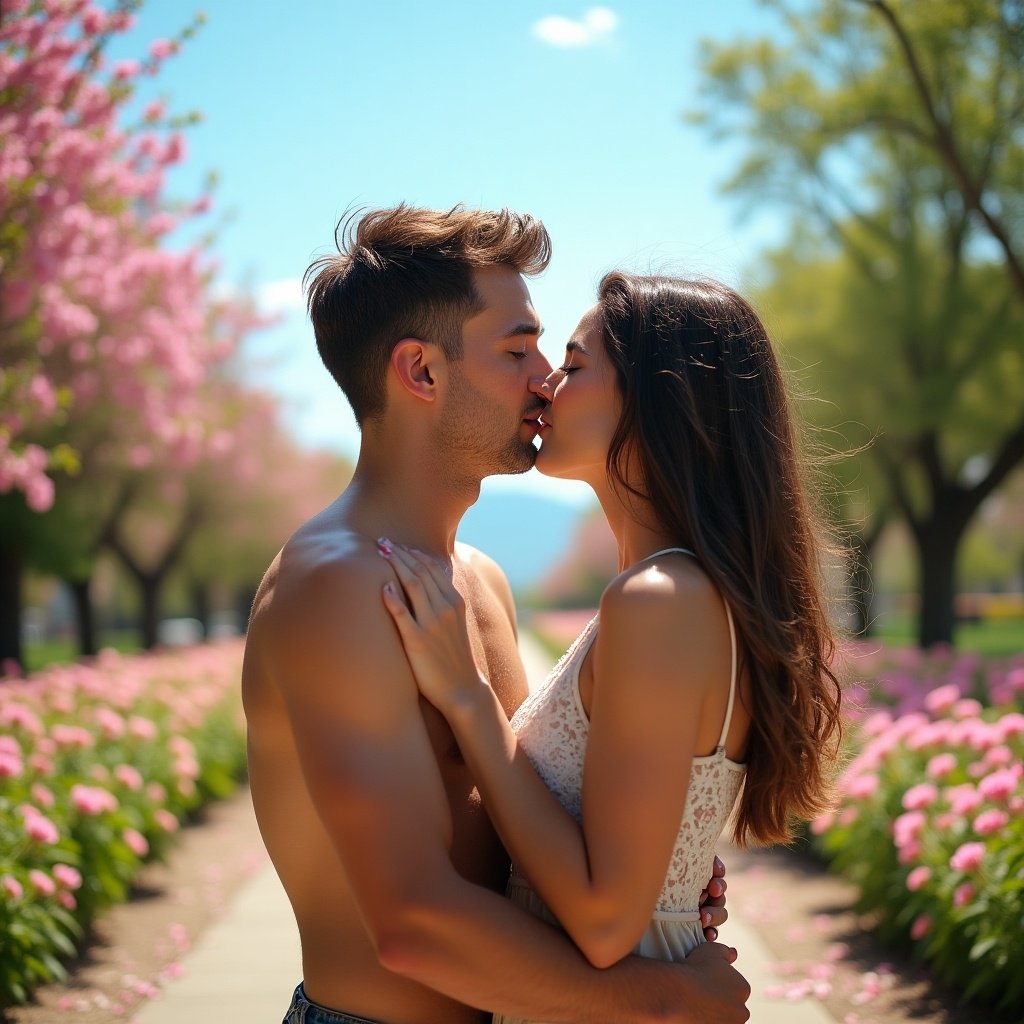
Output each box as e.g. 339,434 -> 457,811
339,437 -> 482,557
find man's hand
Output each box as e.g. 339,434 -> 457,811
626,941 -> 750,1024
677,942 -> 750,1023
698,854 -> 728,942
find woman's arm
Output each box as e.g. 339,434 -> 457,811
380,543 -> 733,967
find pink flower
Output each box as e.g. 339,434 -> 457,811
70,783 -> 119,815
52,724 -> 93,749
2,875 -> 24,900
149,39 -> 177,60
810,812 -> 835,835
923,684 -> 960,715
946,784 -> 983,816
950,841 -> 986,873
910,914 -> 932,940
979,768 -> 1018,801
926,753 -> 957,779
1,702 -> 43,734
24,813 -> 60,844
129,716 -> 158,740
897,841 -> 921,865
53,864 -> 83,890
95,706 -> 125,739
952,698 -> 983,721
983,745 -> 1014,767
114,59 -> 140,79
0,750 -> 23,777
902,783 -> 938,810
845,774 -> 880,799
973,809 -> 1009,836
906,866 -> 932,892
892,810 -> 926,846
114,763 -> 143,791
123,828 -> 149,857
28,869 -> 56,897
996,712 -> 1024,740
953,882 -> 975,908
30,783 -> 55,808
154,809 -> 179,832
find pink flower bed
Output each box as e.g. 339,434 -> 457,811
812,644 -> 1024,1014
0,642 -> 246,1006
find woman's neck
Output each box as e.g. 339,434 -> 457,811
592,478 -> 686,573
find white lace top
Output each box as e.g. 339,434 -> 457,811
507,548 -> 746,963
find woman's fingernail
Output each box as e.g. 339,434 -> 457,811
376,537 -> 394,555
701,911 -> 710,926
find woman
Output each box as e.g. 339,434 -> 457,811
379,272 -> 843,1006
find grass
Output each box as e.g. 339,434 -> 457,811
22,631 -> 142,674
870,614 -> 1024,657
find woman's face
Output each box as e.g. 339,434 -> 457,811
534,304 -> 623,484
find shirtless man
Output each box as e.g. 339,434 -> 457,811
242,205 -> 750,1024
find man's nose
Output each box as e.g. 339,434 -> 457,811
527,351 -> 553,398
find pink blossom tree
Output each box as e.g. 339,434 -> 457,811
0,1 -> 275,666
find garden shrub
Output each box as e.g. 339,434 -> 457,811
0,642 -> 246,1007
813,646 -> 1024,1013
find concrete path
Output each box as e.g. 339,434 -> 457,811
136,632 -> 836,1023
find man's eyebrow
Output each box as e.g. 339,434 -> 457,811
503,322 -> 544,339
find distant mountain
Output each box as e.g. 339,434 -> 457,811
456,485 -> 590,594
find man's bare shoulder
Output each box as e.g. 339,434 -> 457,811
454,541 -> 517,631
247,513 -> 405,695
254,513 -> 384,618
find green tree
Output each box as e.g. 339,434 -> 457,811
693,0 -> 1024,646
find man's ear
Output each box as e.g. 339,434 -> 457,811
390,338 -> 443,403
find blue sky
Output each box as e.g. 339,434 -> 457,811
110,1 -> 790,511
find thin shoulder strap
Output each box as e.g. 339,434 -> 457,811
717,601 -> 738,752
639,547 -> 738,752
640,546 -> 697,561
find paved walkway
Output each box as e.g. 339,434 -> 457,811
136,634 -> 836,1024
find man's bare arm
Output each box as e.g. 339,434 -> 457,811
269,553 -> 749,1024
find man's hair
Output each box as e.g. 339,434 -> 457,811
304,204 -> 551,424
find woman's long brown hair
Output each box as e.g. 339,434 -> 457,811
598,271 -> 843,846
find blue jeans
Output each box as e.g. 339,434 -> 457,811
282,983 -> 385,1024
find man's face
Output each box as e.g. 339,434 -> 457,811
438,265 -> 552,479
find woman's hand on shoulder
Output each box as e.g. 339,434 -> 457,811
378,539 -> 488,717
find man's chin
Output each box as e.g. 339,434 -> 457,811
485,443 -> 537,478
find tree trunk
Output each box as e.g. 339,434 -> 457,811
104,500 -> 203,651
191,580 -> 210,639
68,576 -> 97,657
849,542 -> 875,637
237,583 -> 257,633
913,517 -> 964,648
139,575 -> 161,650
0,539 -> 24,672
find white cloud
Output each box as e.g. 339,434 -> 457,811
256,277 -> 306,316
532,7 -> 619,48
